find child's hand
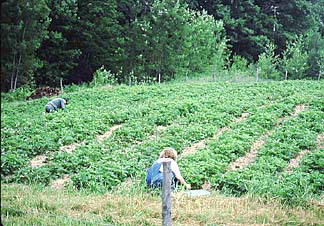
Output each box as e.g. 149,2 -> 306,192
185,183 -> 191,190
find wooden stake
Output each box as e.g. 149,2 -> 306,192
285,70 -> 288,80
318,71 -> 322,81
60,78 -> 64,93
256,68 -> 259,82
162,161 -> 172,226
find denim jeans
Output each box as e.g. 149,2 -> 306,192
146,161 -> 177,189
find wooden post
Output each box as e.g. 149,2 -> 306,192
256,68 -> 259,82
318,71 -> 322,81
158,73 -> 161,84
162,161 -> 172,226
285,70 -> 288,80
60,78 -> 64,93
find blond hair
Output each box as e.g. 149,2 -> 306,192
159,147 -> 177,161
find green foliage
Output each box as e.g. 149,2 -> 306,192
1,0 -> 323,91
186,0 -> 321,64
1,0 -> 51,91
230,55 -> 249,73
90,66 -> 117,87
74,0 -> 124,82
118,0 -> 227,83
281,35 -> 309,80
1,85 -> 33,102
1,80 -> 323,206
185,13 -> 228,77
207,21 -> 229,79
257,42 -> 280,80
304,30 -> 324,79
35,0 -> 81,87
319,49 -> 324,79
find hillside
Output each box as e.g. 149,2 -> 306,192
1,79 -> 324,224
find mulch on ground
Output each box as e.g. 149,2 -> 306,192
27,86 -> 60,100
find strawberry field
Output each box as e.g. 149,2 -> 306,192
1,80 -> 323,204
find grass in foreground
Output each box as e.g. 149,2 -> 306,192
1,183 -> 323,226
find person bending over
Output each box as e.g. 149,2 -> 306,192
146,147 -> 191,190
45,97 -> 68,113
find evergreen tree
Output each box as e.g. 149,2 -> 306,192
1,0 -> 50,91
70,0 -> 124,83
34,0 -> 81,87
185,0 -> 321,63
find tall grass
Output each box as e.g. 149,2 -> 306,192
1,183 -> 323,225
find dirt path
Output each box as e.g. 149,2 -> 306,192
228,104 -> 306,171
228,131 -> 272,171
59,141 -> 85,154
29,124 -> 122,169
180,112 -> 249,159
316,133 -> 324,149
49,125 -> 123,189
285,150 -> 311,173
51,174 -> 71,189
97,124 -> 122,144
284,132 -> 324,173
30,155 -> 47,168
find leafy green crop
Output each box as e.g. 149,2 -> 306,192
1,80 -> 323,205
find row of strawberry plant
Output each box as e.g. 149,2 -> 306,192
5,81 -> 279,189
66,81 -> 297,191
7,86 -> 256,188
1,82 -> 229,176
213,97 -> 323,204
178,99 -> 300,189
2,80 -> 322,194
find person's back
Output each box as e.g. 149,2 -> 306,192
45,98 -> 68,113
146,148 -> 191,190
146,160 -> 164,188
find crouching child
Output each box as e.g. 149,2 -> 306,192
146,147 -> 191,190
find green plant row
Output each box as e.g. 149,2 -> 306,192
178,99 -> 300,188
212,98 -> 323,204
2,81 -> 281,187
6,84 -> 268,189
1,80 -> 323,204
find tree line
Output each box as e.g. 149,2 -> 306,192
1,0 -> 323,92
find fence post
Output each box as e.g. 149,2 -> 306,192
256,68 -> 259,82
60,78 -> 64,93
318,71 -> 322,81
162,161 -> 172,226
285,70 -> 288,80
